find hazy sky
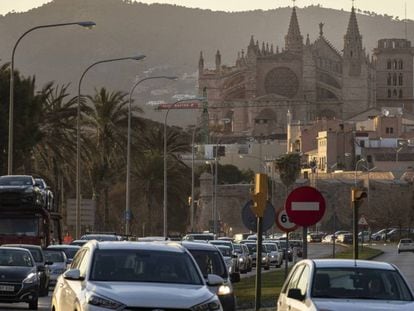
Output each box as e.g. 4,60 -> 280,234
0,0 -> 412,19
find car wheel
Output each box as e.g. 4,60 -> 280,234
28,298 -> 38,310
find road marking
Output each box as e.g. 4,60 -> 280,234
292,202 -> 319,211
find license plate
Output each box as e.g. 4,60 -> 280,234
0,285 -> 14,292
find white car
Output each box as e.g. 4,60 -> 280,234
277,259 -> 414,311
52,241 -> 224,311
398,238 -> 414,253
263,242 -> 283,268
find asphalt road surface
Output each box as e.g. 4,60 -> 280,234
372,242 -> 414,290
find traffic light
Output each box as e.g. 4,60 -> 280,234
352,188 -> 367,202
251,173 -> 268,217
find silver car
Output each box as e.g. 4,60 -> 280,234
44,249 -> 67,286
52,241 -> 223,311
277,259 -> 414,311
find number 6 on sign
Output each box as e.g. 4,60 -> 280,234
276,209 -> 298,232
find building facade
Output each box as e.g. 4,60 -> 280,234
198,6 -> 375,140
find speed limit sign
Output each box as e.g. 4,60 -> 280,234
275,209 -> 298,232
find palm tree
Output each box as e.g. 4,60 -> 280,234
83,87 -> 143,231
32,83 -> 78,194
131,125 -> 191,235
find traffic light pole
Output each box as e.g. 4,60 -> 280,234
353,199 -> 359,259
352,188 -> 367,260
255,216 -> 263,311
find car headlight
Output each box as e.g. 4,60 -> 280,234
217,284 -> 232,296
23,272 -> 38,284
88,294 -> 125,310
191,297 -> 222,311
262,257 -> 267,261
238,257 -> 244,262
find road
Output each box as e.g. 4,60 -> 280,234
372,242 -> 414,290
0,293 -> 51,310
0,243 -> 412,310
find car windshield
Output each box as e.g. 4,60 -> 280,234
245,244 -> 257,253
49,247 -> 79,259
188,249 -> 228,279
44,250 -> 65,262
27,248 -> 43,263
90,250 -> 203,285
312,268 -> 414,301
0,176 -> 32,186
216,246 -> 232,257
233,244 -> 242,253
0,249 -> 33,267
265,244 -> 277,251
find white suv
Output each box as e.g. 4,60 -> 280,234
52,241 -> 223,311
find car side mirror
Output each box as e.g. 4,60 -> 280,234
287,288 -> 305,301
230,272 -> 240,283
45,261 -> 53,266
63,269 -> 83,281
207,274 -> 224,286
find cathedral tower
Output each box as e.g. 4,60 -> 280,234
342,6 -> 375,118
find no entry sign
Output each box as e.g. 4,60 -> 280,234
285,186 -> 326,227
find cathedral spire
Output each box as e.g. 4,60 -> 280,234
343,5 -> 364,75
343,5 -> 363,60
215,50 -> 221,73
285,6 -> 303,53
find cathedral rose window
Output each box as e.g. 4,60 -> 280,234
264,67 -> 299,98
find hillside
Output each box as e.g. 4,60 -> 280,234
1,0 -> 413,125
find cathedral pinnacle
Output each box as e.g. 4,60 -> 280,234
285,6 -> 303,53
344,5 -> 363,60
319,22 -> 324,37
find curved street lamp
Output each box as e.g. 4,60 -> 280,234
76,54 -> 146,239
354,158 -> 366,186
8,21 -> 96,175
125,75 -> 177,236
163,97 -> 205,238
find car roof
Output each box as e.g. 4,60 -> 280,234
47,244 -> 81,249
181,241 -> 220,251
86,241 -> 186,253
2,244 -> 42,250
311,259 -> 396,270
0,246 -> 32,253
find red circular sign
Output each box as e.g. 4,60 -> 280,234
285,186 -> 326,227
275,209 -> 298,232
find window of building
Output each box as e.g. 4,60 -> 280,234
367,155 -> 372,163
399,89 -> 403,98
393,89 -> 397,97
360,140 -> 365,147
398,60 -> 403,69
387,59 -> 391,69
393,73 -> 397,85
394,60 -> 398,69
386,127 -> 394,134
387,73 -> 392,85
399,74 -> 403,86
388,89 -> 391,98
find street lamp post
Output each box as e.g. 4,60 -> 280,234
76,55 -> 146,239
354,158 -> 366,186
8,21 -> 96,175
190,125 -> 199,233
163,97 -> 205,238
125,75 -> 177,236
